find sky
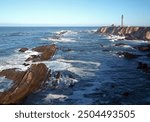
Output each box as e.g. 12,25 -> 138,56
0,0 -> 150,26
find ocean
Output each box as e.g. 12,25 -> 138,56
0,27 -> 150,105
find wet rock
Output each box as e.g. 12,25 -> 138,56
111,84 -> 115,88
122,92 -> 130,97
55,71 -> 61,80
0,63 -> 48,104
52,36 -> 61,40
26,44 -> 57,62
99,44 -> 104,47
25,55 -> 41,62
134,45 -> 150,52
23,63 -> 30,66
56,31 -> 67,36
19,48 -> 28,52
114,43 -> 127,47
64,48 -> 73,52
137,62 -> 150,72
117,52 -> 139,59
147,53 -> 150,57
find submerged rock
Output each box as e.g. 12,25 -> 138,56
114,43 -> 127,47
117,52 -> 139,59
122,92 -> 130,97
23,63 -> 30,66
134,45 -> 150,52
0,63 -> 48,104
137,62 -> 150,73
51,36 -> 61,40
19,48 -> 28,52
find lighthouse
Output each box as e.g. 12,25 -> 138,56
121,15 -> 124,27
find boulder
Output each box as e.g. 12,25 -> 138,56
0,63 -> 48,104
19,48 -> 28,52
117,52 -> 139,59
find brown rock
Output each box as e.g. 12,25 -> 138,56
97,26 -> 150,41
19,48 -> 28,52
26,44 -> 57,62
146,31 -> 150,40
25,55 -> 41,62
0,63 -> 48,104
40,45 -> 56,61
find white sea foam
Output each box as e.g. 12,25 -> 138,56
41,60 -> 72,71
51,37 -> 76,43
121,45 -> 134,49
44,94 -> 68,102
113,44 -> 134,49
40,59 -> 100,77
40,37 -> 76,43
125,40 -> 150,44
108,35 -> 125,41
0,49 -> 40,71
58,59 -> 101,67
86,29 -> 97,33
55,30 -> 78,36
0,77 -> 13,92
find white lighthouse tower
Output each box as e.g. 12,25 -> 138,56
121,15 -> 124,27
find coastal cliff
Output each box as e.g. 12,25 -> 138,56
97,26 -> 150,41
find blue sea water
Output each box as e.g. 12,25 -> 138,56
0,27 -> 150,105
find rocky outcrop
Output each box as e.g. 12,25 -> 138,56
97,26 -> 150,41
26,44 -> 57,62
0,63 -> 48,104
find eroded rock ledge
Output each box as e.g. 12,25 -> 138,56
0,63 -> 48,104
97,26 -> 150,41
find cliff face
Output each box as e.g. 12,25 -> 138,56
97,26 -> 150,41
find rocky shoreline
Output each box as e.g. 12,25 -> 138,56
97,26 -> 150,73
97,26 -> 150,41
0,44 -> 57,104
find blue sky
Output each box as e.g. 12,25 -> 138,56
0,0 -> 150,26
